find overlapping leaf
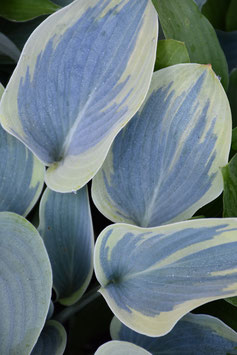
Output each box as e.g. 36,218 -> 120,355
154,39 -> 190,71
0,33 -> 20,64
111,313 -> 237,354
92,64 -> 231,227
38,187 -> 94,305
0,0 -> 158,193
31,320 -> 67,355
152,0 -> 229,89
95,341 -> 151,355
0,83 -> 45,216
0,212 -> 52,354
94,220 -> 237,336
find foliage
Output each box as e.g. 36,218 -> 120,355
0,0 -> 237,354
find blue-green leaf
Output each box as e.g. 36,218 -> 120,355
0,212 -> 52,354
0,83 -> 45,216
95,341 -> 151,355
94,220 -> 237,336
0,32 -> 20,63
222,153 -> 237,217
31,320 -> 67,355
92,64 -> 231,227
38,187 -> 94,305
111,313 -> 237,354
0,0 -> 158,193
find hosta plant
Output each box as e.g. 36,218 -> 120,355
0,0 -> 237,354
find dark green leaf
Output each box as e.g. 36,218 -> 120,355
155,39 -> 190,70
202,0 -> 230,30
0,0 -> 60,22
222,153 -> 237,217
226,0 -> 237,31
153,0 -> 229,89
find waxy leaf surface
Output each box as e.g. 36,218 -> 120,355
0,0 -> 158,192
31,320 -> 67,355
95,341 -> 151,355
111,313 -> 237,354
0,83 -> 44,216
0,212 -> 52,354
38,187 -> 94,305
92,64 -> 231,227
94,220 -> 237,336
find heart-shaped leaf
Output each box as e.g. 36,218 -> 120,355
94,220 -> 237,336
111,313 -> 237,354
0,212 -> 52,353
0,0 -> 158,193
31,320 -> 67,355
38,186 -> 94,305
95,341 -> 151,355
92,64 -> 231,227
0,83 -> 45,216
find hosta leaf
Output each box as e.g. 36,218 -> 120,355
153,0 -> 229,90
31,320 -> 67,355
95,341 -> 151,355
222,153 -> 237,217
110,313 -> 237,354
202,0 -> 230,30
0,32 -> 20,63
0,0 -> 158,193
94,220 -> 237,336
0,212 -> 52,354
0,83 -> 45,216
92,64 -> 231,227
154,39 -> 190,71
217,30 -> 237,73
38,187 -> 94,305
0,0 -> 60,22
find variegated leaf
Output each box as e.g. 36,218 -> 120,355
111,313 -> 237,354
95,341 -> 151,355
0,83 -> 44,216
0,0 -> 158,193
31,320 -> 67,355
92,64 -> 231,227
94,220 -> 237,336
